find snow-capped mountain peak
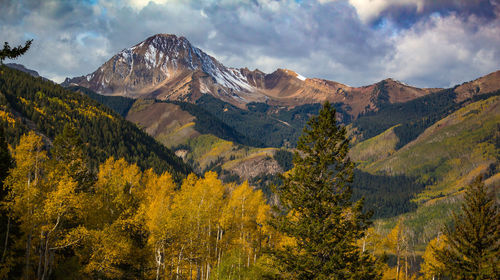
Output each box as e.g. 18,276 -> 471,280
63,34 -> 437,112
63,34 -> 256,102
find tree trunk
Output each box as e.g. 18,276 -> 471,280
396,246 -> 400,280
155,245 -> 162,280
362,236 -> 366,253
176,246 -> 183,280
404,253 -> 408,280
214,225 -> 219,266
25,231 -> 32,280
396,224 -> 402,280
37,235 -> 44,280
196,264 -> 200,280
41,233 -> 51,280
1,216 -> 10,263
48,250 -> 54,279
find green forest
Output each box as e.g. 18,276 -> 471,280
0,66 -> 189,177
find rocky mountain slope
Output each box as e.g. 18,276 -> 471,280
63,34 -> 440,117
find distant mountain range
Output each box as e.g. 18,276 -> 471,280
64,33 -> 454,117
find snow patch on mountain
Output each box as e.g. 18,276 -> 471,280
296,73 -> 307,81
144,44 -> 158,69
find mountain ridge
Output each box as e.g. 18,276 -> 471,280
63,34 -> 443,116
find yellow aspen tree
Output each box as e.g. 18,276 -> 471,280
2,132 -> 47,279
221,181 -> 270,276
168,172 -> 226,280
82,227 -> 134,279
420,235 -> 447,280
91,157 -> 142,225
192,172 -> 225,280
357,227 -> 384,256
82,157 -> 144,279
384,220 -> 406,280
3,130 -> 90,279
36,171 -> 83,280
255,197 -> 272,258
167,173 -> 197,279
384,220 -> 418,280
139,169 -> 176,280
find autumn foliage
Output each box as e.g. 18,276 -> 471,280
0,131 -> 276,279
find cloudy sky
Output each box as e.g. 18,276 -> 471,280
1,0 -> 500,87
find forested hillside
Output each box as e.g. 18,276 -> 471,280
0,66 -> 190,177
68,86 -> 135,117
351,95 -> 499,251
352,87 -> 500,146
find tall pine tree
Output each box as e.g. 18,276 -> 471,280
50,124 -> 92,189
271,102 -> 381,279
434,176 -> 499,279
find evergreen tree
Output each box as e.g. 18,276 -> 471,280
0,40 -> 32,65
0,127 -> 11,190
271,102 -> 381,279
434,176 -> 499,279
50,124 -> 92,189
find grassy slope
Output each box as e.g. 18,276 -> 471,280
364,95 -> 499,202
122,98 -> 283,177
126,99 -> 200,148
183,134 -> 279,176
349,124 -> 400,167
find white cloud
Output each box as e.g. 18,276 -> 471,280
322,0 -> 425,23
354,0 -> 425,22
384,13 -> 500,87
127,0 -> 170,10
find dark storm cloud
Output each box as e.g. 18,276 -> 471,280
1,0 -> 499,88
193,0 -> 392,85
373,0 -> 499,29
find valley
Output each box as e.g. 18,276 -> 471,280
1,33 -> 498,279
62,34 -> 500,224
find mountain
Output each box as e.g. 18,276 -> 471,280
351,81 -> 500,144
6,63 -> 44,79
61,34 -> 500,225
454,69 -> 500,102
0,65 -> 190,177
63,34 -> 264,106
63,34 -> 440,116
